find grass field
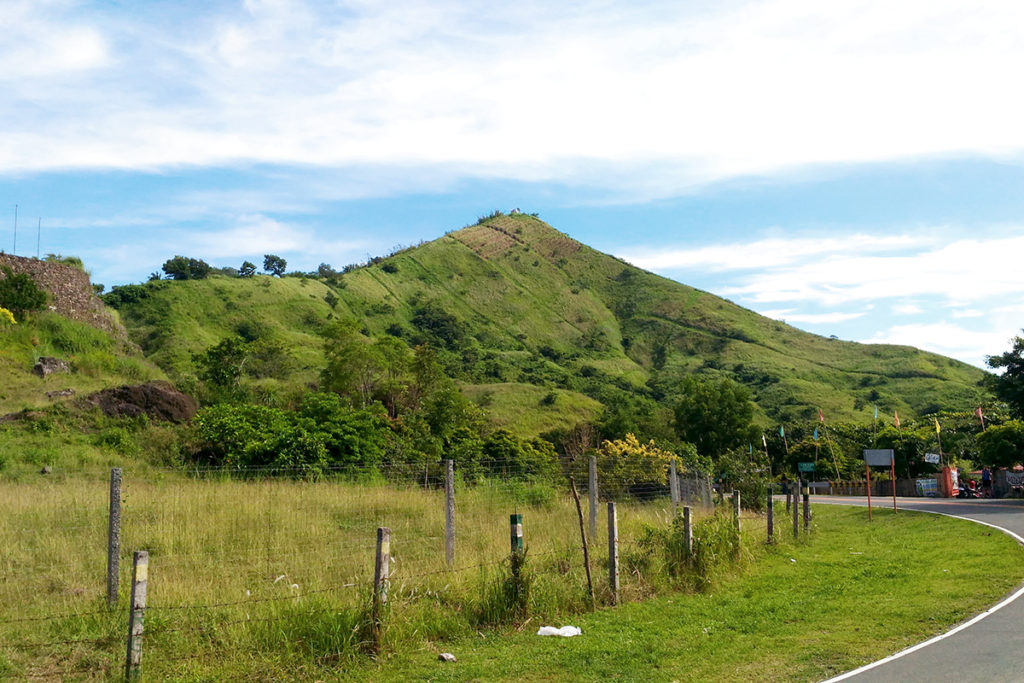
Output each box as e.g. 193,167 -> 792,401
3,472 -> 1023,681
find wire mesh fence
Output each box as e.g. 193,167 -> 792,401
1,459 -> 802,679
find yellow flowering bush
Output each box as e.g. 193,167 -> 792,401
595,433 -> 676,498
0,307 -> 15,327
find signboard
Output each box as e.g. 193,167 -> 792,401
924,453 -> 941,465
1007,471 -> 1024,488
797,462 -> 816,473
915,479 -> 938,497
863,449 -> 895,467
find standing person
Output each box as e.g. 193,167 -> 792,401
982,466 -> 992,497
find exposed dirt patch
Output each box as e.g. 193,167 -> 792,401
86,381 -> 198,423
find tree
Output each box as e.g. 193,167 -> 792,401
162,255 -> 211,280
977,420 -> 1024,468
987,332 -> 1024,419
673,375 -> 756,458
239,261 -> 257,278
0,267 -> 47,321
263,254 -> 287,277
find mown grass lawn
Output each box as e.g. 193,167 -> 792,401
349,505 -> 1024,682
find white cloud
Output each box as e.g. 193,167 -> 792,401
718,233 -> 1024,307
893,303 -> 924,315
778,311 -> 866,324
4,0 -> 1024,196
624,234 -> 920,272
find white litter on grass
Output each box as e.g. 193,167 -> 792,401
537,626 -> 581,637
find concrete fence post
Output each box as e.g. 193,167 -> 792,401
107,467 -> 122,608
372,527 -> 391,653
444,459 -> 455,567
124,551 -> 148,681
607,502 -> 619,605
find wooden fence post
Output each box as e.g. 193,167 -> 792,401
803,483 -> 811,532
444,459 -> 455,567
588,456 -> 598,542
766,488 -> 774,543
124,550 -> 148,681
669,459 -> 680,513
683,505 -> 693,561
372,527 -> 391,653
607,502 -> 619,605
107,467 -> 122,608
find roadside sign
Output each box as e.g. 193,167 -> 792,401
863,449 -> 894,467
924,453 -> 940,464
797,462 -> 816,473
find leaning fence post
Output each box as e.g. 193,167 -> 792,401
124,550 -> 148,681
372,527 -> 391,653
669,459 -> 680,513
683,505 -> 693,561
588,456 -> 598,542
767,488 -> 774,543
444,459 -> 455,567
803,482 -> 811,532
108,467 -> 122,608
607,502 -> 619,605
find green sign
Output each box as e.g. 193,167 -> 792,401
797,462 -> 816,473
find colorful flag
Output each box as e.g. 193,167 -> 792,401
874,405 -> 878,420
894,410 -> 901,428
818,408 -> 825,423
934,417 -> 941,435
748,443 -> 752,454
813,426 -> 818,441
779,425 -> 785,438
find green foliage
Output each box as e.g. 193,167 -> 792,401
474,549 -> 533,625
480,429 -> 558,479
987,332 -> 1024,419
192,395 -> 389,472
239,261 -> 256,277
263,254 -> 287,277
161,255 -> 211,280
592,433 -> 675,498
101,283 -> 152,308
0,267 -> 47,321
717,447 -> 772,512
43,253 -> 85,270
977,420 -> 1024,467
674,376 -> 756,458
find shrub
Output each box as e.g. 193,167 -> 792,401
161,256 -> 211,280
0,267 -> 47,321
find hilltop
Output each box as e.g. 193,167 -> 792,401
103,213 -> 986,436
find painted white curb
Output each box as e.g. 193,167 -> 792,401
820,506 -> 1024,682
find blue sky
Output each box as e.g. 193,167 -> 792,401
2,0 -> 1023,369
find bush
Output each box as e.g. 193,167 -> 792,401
0,267 -> 47,321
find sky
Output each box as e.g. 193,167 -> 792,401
2,0 -> 1023,369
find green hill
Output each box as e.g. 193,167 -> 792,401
103,213 -> 986,436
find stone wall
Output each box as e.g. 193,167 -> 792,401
0,254 -> 125,337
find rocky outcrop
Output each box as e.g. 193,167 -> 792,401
34,357 -> 70,377
0,254 -> 125,337
86,382 -> 198,423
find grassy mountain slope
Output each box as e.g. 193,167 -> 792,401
0,311 -> 164,415
108,214 -> 987,433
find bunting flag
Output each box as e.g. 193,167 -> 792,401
748,443 -> 752,454
779,425 -> 785,438
934,417 -> 941,435
818,408 -> 825,423
762,433 -> 768,448
874,405 -> 878,420
894,410 -> 901,428
975,406 -> 986,430
813,426 -> 818,441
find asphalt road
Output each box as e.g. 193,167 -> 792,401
814,496 -> 1024,682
